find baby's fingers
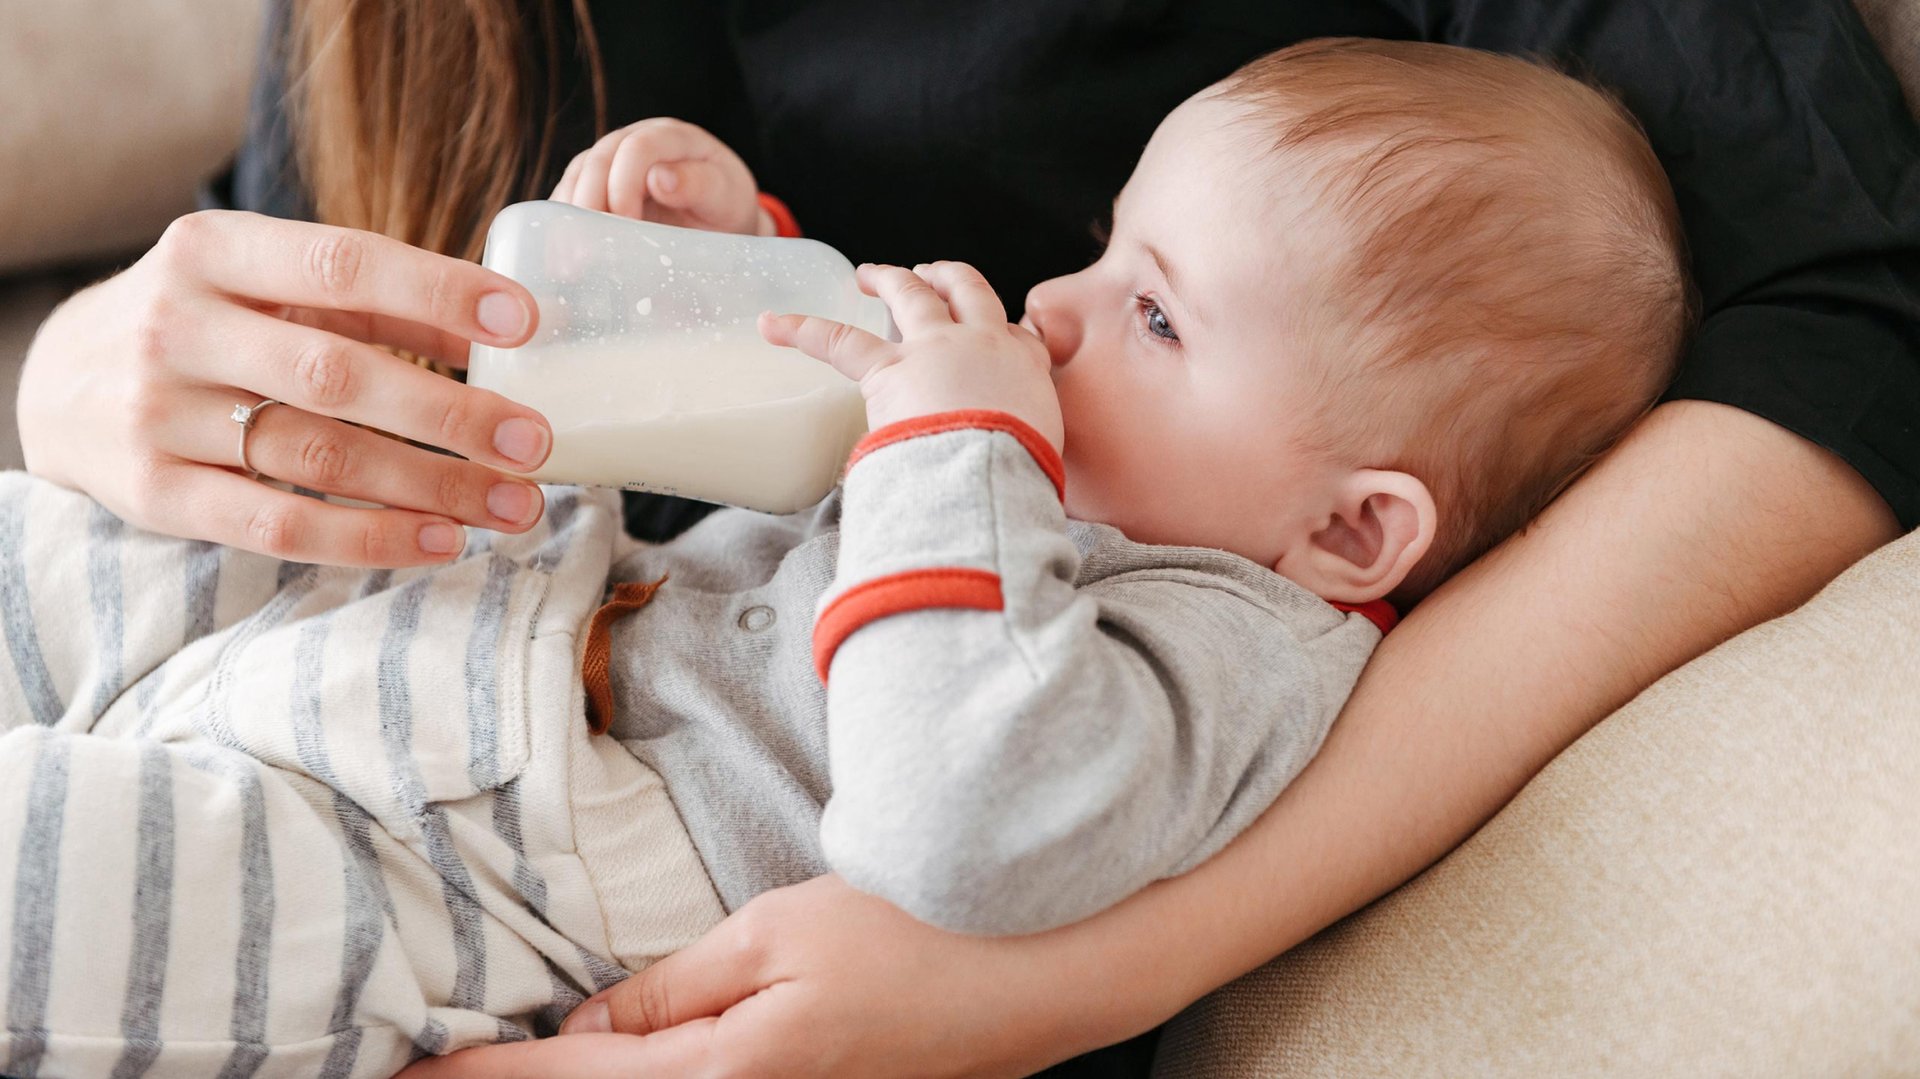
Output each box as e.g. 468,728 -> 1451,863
560,127 -> 630,212
913,261 -> 1006,325
645,159 -> 757,231
759,312 -> 895,382
857,263 -> 953,334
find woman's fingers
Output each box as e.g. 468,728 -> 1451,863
163,387 -> 545,532
561,913 -> 771,1037
186,306 -> 552,472
395,1027 -> 729,1079
133,459 -> 472,566
914,261 -> 1007,325
857,263 -> 953,333
157,210 -> 537,348
759,312 -> 895,382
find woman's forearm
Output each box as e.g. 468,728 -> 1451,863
1050,398 -> 1900,1025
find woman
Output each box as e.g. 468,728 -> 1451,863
14,1 -> 1916,1075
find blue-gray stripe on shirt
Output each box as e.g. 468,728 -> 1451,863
464,555 -> 516,790
377,578 -> 489,1014
1,480 -> 65,727
174,748 -> 275,1079
84,502 -> 126,721
4,733 -> 73,1078
108,741 -> 177,1079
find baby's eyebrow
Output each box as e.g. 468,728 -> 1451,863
1142,241 -> 1204,333
1144,243 -> 1182,297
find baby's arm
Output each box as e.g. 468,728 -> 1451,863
814,413 -> 1362,935
765,262 -> 1369,935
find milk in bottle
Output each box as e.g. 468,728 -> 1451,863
468,201 -> 893,514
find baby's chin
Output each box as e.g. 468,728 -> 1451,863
1059,452 -> 1179,541
1061,479 -> 1147,538
1058,459 -> 1098,523
1061,486 -> 1092,523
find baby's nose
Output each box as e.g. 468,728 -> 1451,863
1019,298 -> 1076,368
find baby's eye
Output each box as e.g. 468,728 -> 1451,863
1134,292 -> 1179,344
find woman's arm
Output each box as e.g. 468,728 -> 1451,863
405,398 -> 1899,1077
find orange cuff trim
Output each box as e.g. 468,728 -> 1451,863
848,410 -> 1066,502
813,567 -> 1003,683
1329,598 -> 1399,635
758,192 -> 803,238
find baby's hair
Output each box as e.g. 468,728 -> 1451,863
1217,38 -> 1698,603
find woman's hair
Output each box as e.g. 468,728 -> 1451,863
289,0 -> 608,263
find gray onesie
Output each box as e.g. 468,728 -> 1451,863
600,410 -> 1386,934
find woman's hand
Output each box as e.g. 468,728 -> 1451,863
16,209 -> 556,566
551,116 -> 773,235
397,873 -> 1178,1079
761,261 -> 1064,451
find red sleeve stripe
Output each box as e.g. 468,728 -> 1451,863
1329,598 -> 1399,635
848,410 -> 1066,502
813,567 -> 1003,683
758,192 -> 803,238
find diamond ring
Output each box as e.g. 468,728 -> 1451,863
231,398 -> 283,478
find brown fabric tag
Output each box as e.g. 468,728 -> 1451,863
581,575 -> 668,735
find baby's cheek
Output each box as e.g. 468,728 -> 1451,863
1053,365 -> 1154,524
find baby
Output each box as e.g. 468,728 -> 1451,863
0,38 -> 1689,1078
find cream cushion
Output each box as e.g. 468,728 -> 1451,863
0,0 -> 261,274
1155,525 -> 1920,1076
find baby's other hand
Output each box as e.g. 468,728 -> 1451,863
551,117 -> 772,235
759,262 -> 1064,453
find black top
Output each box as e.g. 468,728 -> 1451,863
202,2 -> 1920,1073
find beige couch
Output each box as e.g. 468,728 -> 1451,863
2,3 -> 1916,1075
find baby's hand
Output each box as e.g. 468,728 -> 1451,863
759,262 -> 1064,452
551,117 -> 773,235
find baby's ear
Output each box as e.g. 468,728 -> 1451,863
1272,470 -> 1436,604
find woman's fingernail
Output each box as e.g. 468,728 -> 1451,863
493,417 -> 548,466
487,482 -> 536,525
564,1000 -> 612,1035
418,522 -> 463,555
477,291 -> 530,339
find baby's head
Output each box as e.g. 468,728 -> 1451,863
1021,38 -> 1694,606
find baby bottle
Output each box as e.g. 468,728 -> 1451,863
467,200 -> 893,514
